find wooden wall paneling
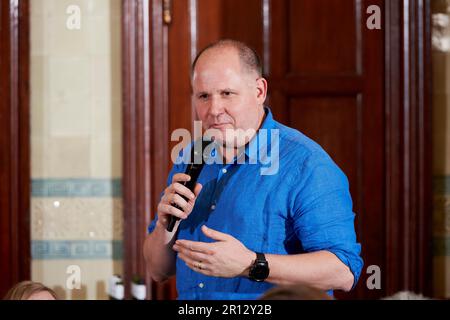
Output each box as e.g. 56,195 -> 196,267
122,0 -> 174,300
0,0 -> 30,298
384,0 -> 433,296
356,0 -> 385,300
268,0 -> 384,299
197,0 -> 264,61
287,0 -> 358,75
168,0 -> 194,153
150,0 -> 175,299
160,0 -> 197,299
122,0 -> 163,300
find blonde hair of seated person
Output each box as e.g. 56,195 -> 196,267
4,281 -> 57,300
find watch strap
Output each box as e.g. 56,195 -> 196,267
255,252 -> 266,263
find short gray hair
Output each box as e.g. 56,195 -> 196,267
192,39 -> 262,77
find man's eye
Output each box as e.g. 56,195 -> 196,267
199,94 -> 209,100
222,91 -> 232,96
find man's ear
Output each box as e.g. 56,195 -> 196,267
256,77 -> 268,104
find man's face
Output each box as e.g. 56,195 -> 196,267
192,47 -> 267,148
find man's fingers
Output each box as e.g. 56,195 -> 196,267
193,183 -> 203,197
175,239 -> 215,255
187,183 -> 203,206
177,252 -> 195,266
172,173 -> 191,183
173,244 -> 210,262
172,183 -> 195,200
201,225 -> 230,241
158,203 -> 187,219
178,252 -> 211,274
169,193 -> 189,211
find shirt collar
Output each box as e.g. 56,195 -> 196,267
244,106 -> 276,162
208,106 -> 276,164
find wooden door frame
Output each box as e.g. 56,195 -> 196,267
0,0 -> 30,297
122,0 -> 171,299
121,0 -> 433,299
384,0 -> 433,296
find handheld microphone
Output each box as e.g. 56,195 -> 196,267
166,139 -> 214,232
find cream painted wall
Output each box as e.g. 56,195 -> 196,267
30,0 -> 123,300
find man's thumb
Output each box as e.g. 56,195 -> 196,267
194,183 -> 203,197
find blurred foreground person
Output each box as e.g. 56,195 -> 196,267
4,281 -> 57,300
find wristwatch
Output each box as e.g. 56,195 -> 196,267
249,252 -> 270,282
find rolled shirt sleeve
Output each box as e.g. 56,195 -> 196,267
290,153 -> 364,288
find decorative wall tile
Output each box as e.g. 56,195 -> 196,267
49,137 -> 92,177
31,137 -> 47,178
32,178 -> 122,197
32,198 -> 123,240
48,58 -> 92,136
32,138 -> 92,178
48,15 -> 90,56
31,0 -> 53,17
90,138 -> 122,178
87,17 -> 112,55
30,55 -> 50,138
32,240 -> 122,260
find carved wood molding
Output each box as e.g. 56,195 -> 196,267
122,0 -> 170,299
384,0 -> 433,296
0,0 -> 30,297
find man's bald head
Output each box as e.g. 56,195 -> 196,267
192,40 -> 262,78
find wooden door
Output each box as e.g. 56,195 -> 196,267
268,0 -> 384,300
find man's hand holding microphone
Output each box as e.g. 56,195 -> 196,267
156,173 -> 203,232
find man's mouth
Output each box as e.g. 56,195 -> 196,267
210,123 -> 231,129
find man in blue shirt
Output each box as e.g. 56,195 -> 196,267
144,40 -> 363,300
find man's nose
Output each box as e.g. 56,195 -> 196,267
207,96 -> 224,117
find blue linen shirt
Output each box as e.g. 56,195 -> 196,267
148,107 -> 363,300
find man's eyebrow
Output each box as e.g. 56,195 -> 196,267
193,88 -> 238,96
218,88 -> 237,92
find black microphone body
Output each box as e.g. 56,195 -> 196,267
166,140 -> 213,232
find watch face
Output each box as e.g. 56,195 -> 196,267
250,262 -> 269,281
